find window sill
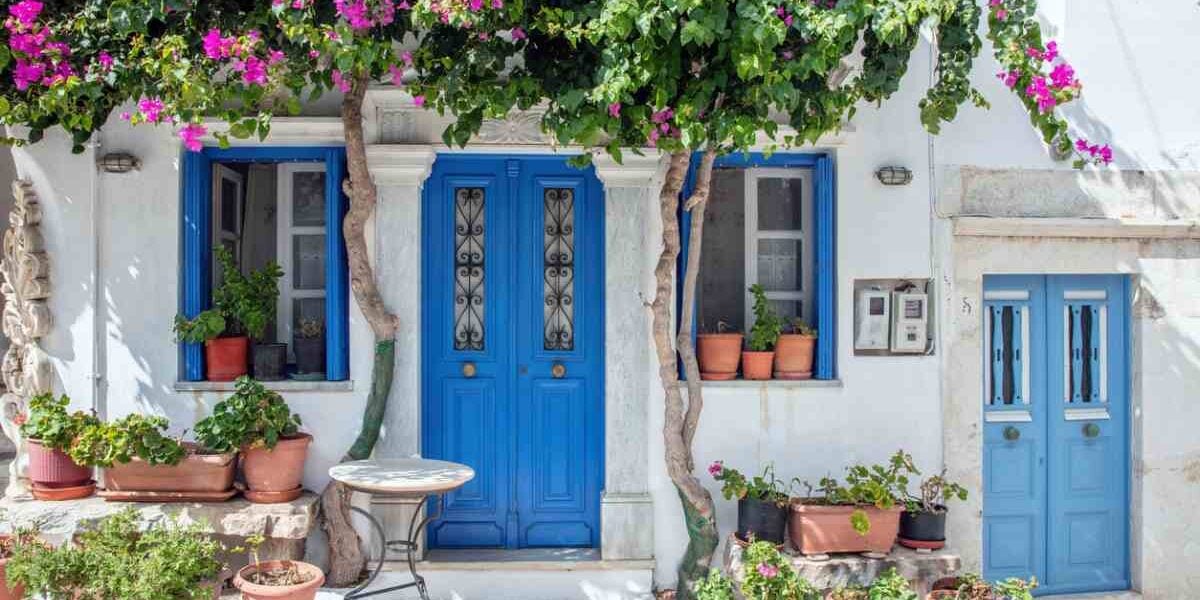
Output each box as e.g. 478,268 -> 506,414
678,379 -> 843,390
174,380 -> 354,393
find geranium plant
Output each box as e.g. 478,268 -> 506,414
18,393 -> 99,451
174,247 -> 283,343
193,376 -> 302,453
740,540 -> 819,600
710,461 -> 789,505
747,284 -> 783,352
67,414 -> 187,468
801,450 -> 918,534
906,468 -> 968,515
868,567 -> 917,600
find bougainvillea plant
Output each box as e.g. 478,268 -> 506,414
0,0 -> 1112,595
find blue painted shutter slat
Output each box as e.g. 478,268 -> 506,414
180,150 -> 213,381
325,149 -> 350,380
814,155 -> 836,380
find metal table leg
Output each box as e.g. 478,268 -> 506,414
344,494 -> 442,599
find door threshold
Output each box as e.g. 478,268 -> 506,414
420,548 -> 654,571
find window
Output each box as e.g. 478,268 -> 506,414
684,153 -> 836,379
180,147 -> 349,382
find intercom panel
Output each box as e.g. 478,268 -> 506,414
890,290 -> 929,353
854,289 -> 891,350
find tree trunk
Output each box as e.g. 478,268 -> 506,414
320,73 -> 402,587
651,150 -> 720,599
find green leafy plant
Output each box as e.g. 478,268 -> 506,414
740,541 -> 819,600
868,567 -> 917,600
800,450 -> 918,535
694,569 -> 735,600
828,585 -> 869,600
747,284 -> 783,352
296,318 -> 324,340
174,247 -> 283,343
68,414 -> 188,468
991,577 -> 1037,600
790,319 -> 817,337
709,461 -> 789,505
905,468 -> 969,515
236,532 -> 314,587
19,393 -> 100,451
7,508 -> 224,600
938,574 -> 1037,600
193,376 -> 302,453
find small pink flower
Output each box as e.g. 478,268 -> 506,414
331,69 -> 352,93
510,27 -> 526,41
608,102 -> 621,118
756,563 -> 779,579
138,97 -> 165,123
12,413 -> 26,427
492,0 -> 503,7
708,461 -> 723,477
1043,41 -> 1059,62
413,94 -> 426,107
783,14 -> 793,26
389,64 -> 404,86
996,9 -> 1007,20
97,51 -> 114,71
401,51 -> 414,67
8,1 -> 42,28
309,49 -> 321,59
268,49 -> 286,65
120,111 -> 132,121
179,123 -> 207,152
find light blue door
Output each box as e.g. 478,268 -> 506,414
421,155 -> 604,549
983,275 -> 1129,595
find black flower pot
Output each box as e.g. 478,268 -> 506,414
294,336 -> 326,376
252,342 -> 288,381
737,497 -> 788,545
900,506 -> 947,541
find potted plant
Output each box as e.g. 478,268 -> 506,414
18,393 -> 100,499
69,414 -> 237,499
899,469 -> 968,550
868,568 -> 917,600
744,284 -> 782,380
292,318 -> 326,378
234,533 -> 324,600
774,319 -> 817,380
194,377 -> 309,503
698,321 -> 743,381
927,574 -> 1036,600
6,509 -> 227,600
789,450 -> 916,556
174,247 -> 284,381
710,461 -> 790,546
0,523 -> 41,600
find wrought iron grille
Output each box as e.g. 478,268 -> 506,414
454,188 -> 485,351
543,188 -> 576,351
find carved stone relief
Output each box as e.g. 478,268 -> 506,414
1,181 -> 53,498
377,107 -> 547,145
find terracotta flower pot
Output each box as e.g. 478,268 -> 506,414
104,447 -> 236,493
698,333 -> 744,380
241,433 -> 311,499
0,536 -> 25,600
788,501 -> 901,555
774,334 -> 816,380
27,438 -> 92,489
741,351 -> 775,380
234,560 -> 324,600
205,336 -> 250,381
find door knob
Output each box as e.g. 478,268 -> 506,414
551,362 -> 567,378
461,362 -> 477,378
1003,426 -> 1020,441
1083,423 -> 1101,438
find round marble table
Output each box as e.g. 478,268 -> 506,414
329,458 -> 474,600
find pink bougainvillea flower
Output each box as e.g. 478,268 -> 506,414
400,50 -> 414,67
708,461 -> 723,477
1049,62 -> 1077,89
309,49 -> 321,59
388,64 -> 404,86
756,563 -> 779,579
1043,41 -> 1059,62
413,95 -> 426,107
608,102 -> 621,118
1025,76 -> 1056,113
8,0 -> 42,28
179,123 -> 207,152
120,111 -> 131,121
996,9 -> 1007,20
331,69 -> 352,93
240,56 -> 268,86
492,0 -> 504,8
138,97 -> 165,122
477,31 -> 490,40
510,27 -> 526,41
468,0 -> 483,11
12,59 -> 44,90
997,70 -> 1019,88
335,0 -> 372,30
651,107 -> 674,124
97,51 -> 114,71
268,49 -> 286,65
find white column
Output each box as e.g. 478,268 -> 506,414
593,153 -> 668,560
364,145 -> 435,559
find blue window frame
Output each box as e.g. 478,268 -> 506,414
680,152 -> 836,380
179,146 -> 350,381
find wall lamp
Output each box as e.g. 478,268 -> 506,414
97,152 -> 141,174
875,166 -> 913,186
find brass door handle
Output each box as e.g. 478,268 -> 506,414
551,362 -> 566,378
1083,423 -> 1101,438
1003,426 -> 1020,441
462,362 -> 477,378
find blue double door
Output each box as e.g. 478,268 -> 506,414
421,155 -> 604,549
982,275 -> 1130,595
